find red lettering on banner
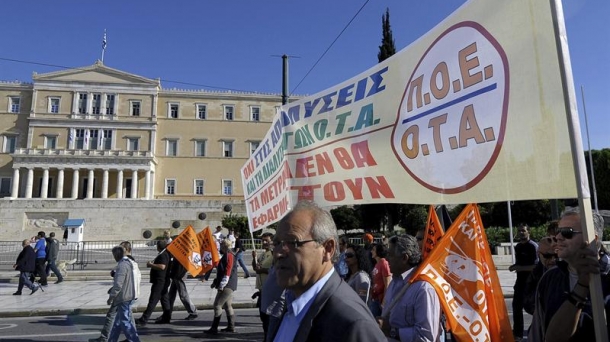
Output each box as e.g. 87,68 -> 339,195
252,195 -> 290,229
291,176 -> 395,202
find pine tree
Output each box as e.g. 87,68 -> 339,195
378,8 -> 396,63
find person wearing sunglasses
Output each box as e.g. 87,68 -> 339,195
524,236 -> 557,315
345,244 -> 373,304
267,200 -> 386,342
508,224 -> 538,341
529,207 -> 609,342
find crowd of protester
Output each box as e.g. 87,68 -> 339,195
18,201 -> 608,342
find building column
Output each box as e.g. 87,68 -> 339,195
116,170 -> 123,199
56,169 -> 64,199
41,168 -> 49,199
145,170 -> 151,200
102,169 -> 109,199
11,168 -> 20,198
71,169 -> 79,199
131,170 -> 138,199
87,169 -> 94,199
25,168 -> 34,199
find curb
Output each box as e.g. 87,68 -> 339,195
1,302 -> 257,318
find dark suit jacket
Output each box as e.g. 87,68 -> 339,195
267,271 -> 386,342
15,246 -> 36,273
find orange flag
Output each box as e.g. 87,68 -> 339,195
196,226 -> 220,275
411,204 -> 513,342
422,205 -> 445,259
167,225 -> 204,277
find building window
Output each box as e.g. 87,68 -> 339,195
75,129 -> 85,149
92,93 -> 102,114
102,130 -> 113,150
166,139 -> 178,156
250,141 -> 260,156
88,130 -> 99,150
165,179 -> 176,195
195,140 -> 206,157
222,179 -> 233,195
3,135 -> 17,153
222,141 -> 233,157
78,93 -> 88,114
44,136 -> 57,149
131,101 -> 141,116
106,94 -> 115,115
224,105 -> 234,121
168,103 -> 179,118
250,106 -> 260,122
48,97 -> 60,114
197,104 -> 207,120
194,179 -> 204,195
0,178 -> 10,196
127,138 -> 139,151
9,97 -> 20,113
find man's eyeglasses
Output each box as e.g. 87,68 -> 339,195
273,239 -> 317,249
344,252 -> 355,258
540,252 -> 557,259
558,227 -> 583,239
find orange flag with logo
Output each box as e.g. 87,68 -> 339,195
422,205 -> 445,259
196,226 -> 220,275
411,204 -> 513,342
167,226 -> 220,277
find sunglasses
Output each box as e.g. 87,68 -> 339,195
344,253 -> 355,258
558,227 -> 583,239
540,252 -> 557,259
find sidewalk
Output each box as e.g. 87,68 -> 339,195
0,269 -> 517,318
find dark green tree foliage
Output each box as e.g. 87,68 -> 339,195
355,204 -> 386,232
222,213 -> 250,237
378,8 -> 396,63
330,206 -> 362,232
399,204 -> 428,235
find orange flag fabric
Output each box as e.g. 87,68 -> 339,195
196,226 -> 220,275
167,225 -> 221,277
411,204 -> 513,342
422,205 -> 445,259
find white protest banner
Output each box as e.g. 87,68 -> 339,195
242,0 -> 583,231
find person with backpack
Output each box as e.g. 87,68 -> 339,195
45,232 -> 64,284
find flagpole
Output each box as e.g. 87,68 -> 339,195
581,85 -> 599,213
551,1 -> 606,340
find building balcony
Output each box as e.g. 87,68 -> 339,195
13,148 -> 152,158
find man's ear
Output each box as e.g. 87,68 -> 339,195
323,239 -> 336,262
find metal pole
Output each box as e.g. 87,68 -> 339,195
581,85 -> 599,213
282,55 -> 289,105
507,201 -> 515,265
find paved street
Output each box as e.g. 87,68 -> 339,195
0,268 -> 526,341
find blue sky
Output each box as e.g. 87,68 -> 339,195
1,0 -> 607,149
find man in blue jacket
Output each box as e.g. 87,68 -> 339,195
13,239 -> 39,295
33,231 -> 48,286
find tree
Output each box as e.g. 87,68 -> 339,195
378,8 -> 396,63
330,206 -> 362,232
221,213 -> 250,238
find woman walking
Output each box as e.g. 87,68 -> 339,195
205,239 -> 238,334
345,244 -> 372,304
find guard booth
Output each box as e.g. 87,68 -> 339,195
63,219 -> 85,243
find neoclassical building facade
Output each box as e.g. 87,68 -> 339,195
0,61 -> 284,240
0,61 -> 282,201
